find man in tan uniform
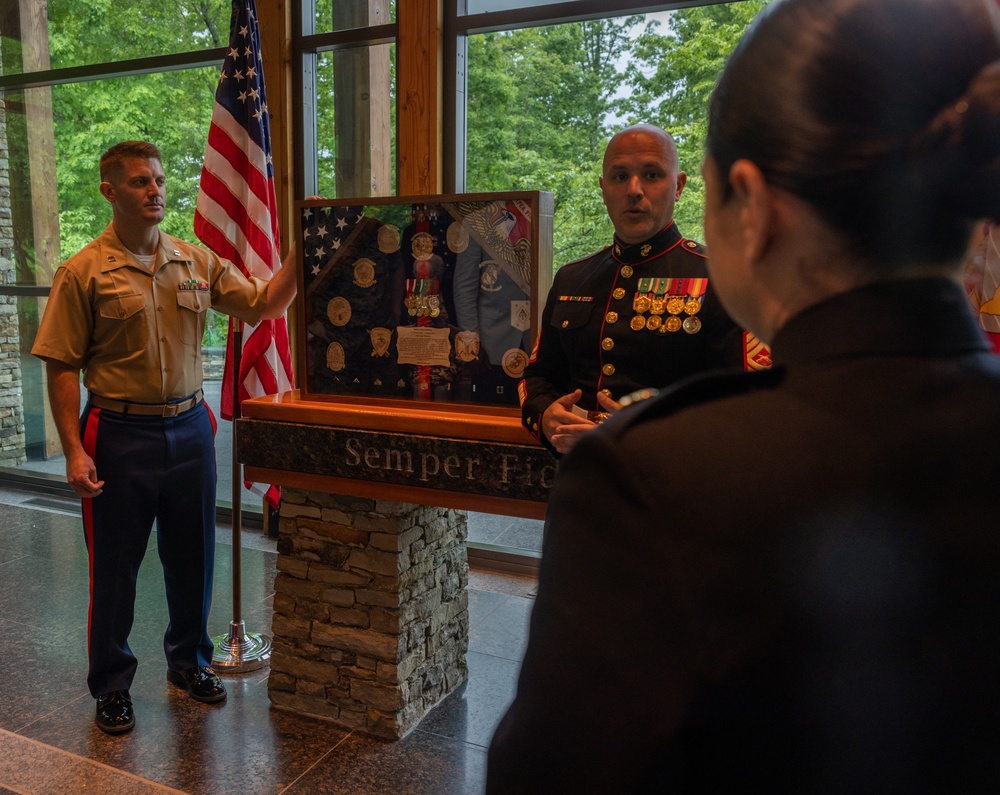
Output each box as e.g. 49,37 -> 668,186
31,140 -> 297,735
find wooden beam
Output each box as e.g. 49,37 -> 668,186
257,0 -> 294,251
256,0 -> 300,373
397,0 -> 443,195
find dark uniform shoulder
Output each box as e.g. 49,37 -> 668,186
613,366 -> 783,431
559,245 -> 611,271
680,238 -> 707,258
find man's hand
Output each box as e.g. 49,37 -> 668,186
45,359 -> 105,498
542,389 -> 595,455
66,449 -> 104,498
595,390 -> 623,414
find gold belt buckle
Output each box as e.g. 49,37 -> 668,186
161,402 -> 181,417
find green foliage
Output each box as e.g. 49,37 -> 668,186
465,33 -> 519,192
203,308 -> 231,348
0,1 -> 230,261
465,18 -> 639,264
50,68 -> 220,256
465,1 -> 772,264
46,0 -> 227,70
616,1 -> 771,240
8,0 -> 231,348
6,0 -> 769,292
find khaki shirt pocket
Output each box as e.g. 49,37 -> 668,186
97,293 -> 148,353
176,290 -> 211,345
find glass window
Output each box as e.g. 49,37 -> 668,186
48,70 -> 218,262
2,0 -> 230,76
315,44 -> 396,199
463,1 -> 771,265
0,2 -> 266,510
0,0 -> 771,545
2,70 -> 260,500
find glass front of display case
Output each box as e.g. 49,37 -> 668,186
298,191 -> 553,409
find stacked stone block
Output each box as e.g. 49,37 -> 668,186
269,488 -> 469,739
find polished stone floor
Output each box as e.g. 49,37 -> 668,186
0,486 -> 536,794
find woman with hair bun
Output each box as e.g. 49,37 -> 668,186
487,1 -> 1000,792
704,0 -> 1000,339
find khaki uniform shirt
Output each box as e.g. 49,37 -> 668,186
32,223 -> 269,402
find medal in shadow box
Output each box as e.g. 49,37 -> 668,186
298,191 -> 553,409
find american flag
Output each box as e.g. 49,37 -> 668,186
300,204 -> 365,291
195,0 -> 293,506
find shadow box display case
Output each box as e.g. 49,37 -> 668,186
297,191 -> 553,411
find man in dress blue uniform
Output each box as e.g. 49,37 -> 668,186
31,141 -> 298,735
519,124 -> 768,455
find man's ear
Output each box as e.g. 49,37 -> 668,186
675,171 -> 687,199
728,159 -> 774,265
99,181 -> 115,203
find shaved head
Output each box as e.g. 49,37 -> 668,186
603,124 -> 679,174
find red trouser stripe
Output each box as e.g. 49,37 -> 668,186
206,401 -> 217,436
80,407 -> 102,657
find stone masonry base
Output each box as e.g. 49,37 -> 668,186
268,489 -> 469,739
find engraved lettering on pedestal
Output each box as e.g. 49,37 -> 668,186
500,453 -> 557,490
345,437 -> 480,484
419,452 -> 480,483
345,438 -> 415,474
420,452 -> 439,482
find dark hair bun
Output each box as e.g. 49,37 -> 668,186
917,61 -> 1000,224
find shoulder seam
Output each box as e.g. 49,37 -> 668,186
560,245 -> 610,269
680,239 -> 707,259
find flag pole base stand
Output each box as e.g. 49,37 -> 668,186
211,621 -> 271,674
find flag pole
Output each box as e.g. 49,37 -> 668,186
212,318 -> 271,672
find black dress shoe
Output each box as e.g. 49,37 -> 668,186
167,666 -> 227,703
96,690 -> 135,735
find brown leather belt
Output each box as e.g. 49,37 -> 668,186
89,389 -> 204,417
